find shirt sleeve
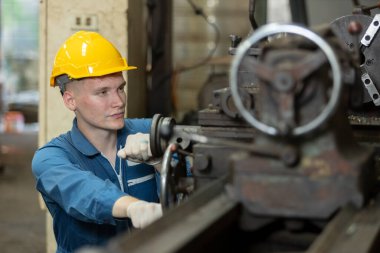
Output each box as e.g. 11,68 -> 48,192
124,118 -> 152,134
32,146 -> 126,225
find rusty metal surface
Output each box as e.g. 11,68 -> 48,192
349,114 -> 380,126
307,198 -> 380,253
232,146 -> 374,219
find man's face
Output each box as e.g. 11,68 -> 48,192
64,72 -> 126,132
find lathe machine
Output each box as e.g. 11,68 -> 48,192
80,2 -> 380,253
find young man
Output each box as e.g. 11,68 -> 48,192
32,31 -> 162,253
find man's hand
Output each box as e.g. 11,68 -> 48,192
117,133 -> 152,161
126,200 -> 163,228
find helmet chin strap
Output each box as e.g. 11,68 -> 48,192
55,74 -> 73,95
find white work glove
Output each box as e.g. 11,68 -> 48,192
117,133 -> 152,161
126,200 -> 163,228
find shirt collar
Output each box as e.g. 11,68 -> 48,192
117,124 -> 127,148
70,118 -> 100,156
70,118 -> 127,156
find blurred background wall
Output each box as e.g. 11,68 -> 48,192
1,0 -> 39,123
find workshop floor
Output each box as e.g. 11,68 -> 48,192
0,131 -> 45,253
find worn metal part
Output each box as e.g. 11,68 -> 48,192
212,87 -> 254,119
307,198 -> 380,253
331,14 -> 380,106
361,72 -> 380,105
360,14 -> 380,47
227,23 -> 376,220
230,23 -> 343,137
150,114 -> 165,157
350,114 -> 380,126
160,143 -> 179,209
177,129 -> 280,159
150,114 -> 177,157
160,143 -> 193,210
232,142 -> 374,219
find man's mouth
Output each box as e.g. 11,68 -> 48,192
111,112 -> 124,118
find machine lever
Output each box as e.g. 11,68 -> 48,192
178,129 -> 282,160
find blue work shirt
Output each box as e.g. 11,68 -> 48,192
32,118 -> 159,253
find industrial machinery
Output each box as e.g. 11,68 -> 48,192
79,2 -> 380,253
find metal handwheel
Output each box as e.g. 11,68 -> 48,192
229,23 -> 343,137
160,143 -> 191,210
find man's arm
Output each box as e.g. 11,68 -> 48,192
113,195 -> 162,228
32,147 -> 125,224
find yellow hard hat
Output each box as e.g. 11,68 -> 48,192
50,31 -> 137,87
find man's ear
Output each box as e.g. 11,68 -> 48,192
62,90 -> 77,111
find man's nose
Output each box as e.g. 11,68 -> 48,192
112,91 -> 125,106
